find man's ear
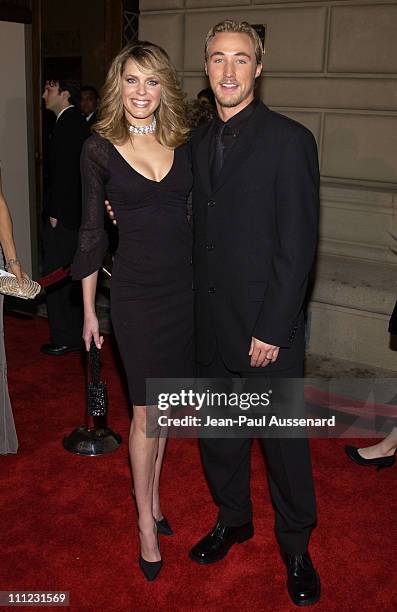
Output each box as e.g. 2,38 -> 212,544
255,63 -> 262,79
204,62 -> 208,76
62,89 -> 70,102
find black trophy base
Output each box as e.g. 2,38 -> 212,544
63,425 -> 122,456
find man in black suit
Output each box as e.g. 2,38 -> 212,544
189,21 -> 321,606
41,78 -> 90,355
80,85 -> 99,129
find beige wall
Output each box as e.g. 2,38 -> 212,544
0,21 -> 33,276
140,0 -> 397,267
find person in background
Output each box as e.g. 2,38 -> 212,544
345,300 -> 397,470
80,85 -> 99,129
41,78 -> 90,356
185,97 -> 215,130
197,87 -> 216,108
0,168 -> 29,454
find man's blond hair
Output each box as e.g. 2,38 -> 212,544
205,20 -> 263,65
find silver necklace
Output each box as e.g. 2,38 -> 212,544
128,116 -> 156,135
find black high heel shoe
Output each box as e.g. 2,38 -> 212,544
345,445 -> 396,471
155,516 -> 173,536
139,532 -> 162,581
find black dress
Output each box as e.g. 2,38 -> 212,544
72,133 -> 194,405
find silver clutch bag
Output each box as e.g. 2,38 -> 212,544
0,275 -> 41,299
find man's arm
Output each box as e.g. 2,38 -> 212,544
252,127 -> 320,350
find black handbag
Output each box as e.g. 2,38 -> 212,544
87,340 -> 108,417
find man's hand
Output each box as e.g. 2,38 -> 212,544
105,200 -> 117,225
249,337 -> 280,367
49,216 -> 58,228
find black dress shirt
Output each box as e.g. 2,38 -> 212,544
210,98 -> 259,185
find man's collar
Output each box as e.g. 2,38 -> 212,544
215,98 -> 259,128
56,105 -> 74,122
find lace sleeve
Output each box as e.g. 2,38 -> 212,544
71,134 -> 109,280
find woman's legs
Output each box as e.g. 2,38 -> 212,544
129,405 -> 161,562
358,427 -> 397,459
152,437 -> 167,521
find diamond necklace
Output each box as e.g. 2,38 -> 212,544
128,116 -> 157,135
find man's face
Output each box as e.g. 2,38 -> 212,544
81,90 -> 97,116
42,81 -> 66,114
205,32 -> 262,111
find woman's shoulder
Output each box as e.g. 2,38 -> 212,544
84,131 -> 110,150
82,132 -> 110,165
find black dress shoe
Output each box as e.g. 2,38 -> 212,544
155,516 -> 173,536
345,445 -> 395,471
189,520 -> 253,564
282,551 -> 320,607
40,343 -> 82,356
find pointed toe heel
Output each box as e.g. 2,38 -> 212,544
139,556 -> 163,581
155,516 -> 173,536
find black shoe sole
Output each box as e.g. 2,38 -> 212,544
189,526 -> 254,565
287,572 -> 321,607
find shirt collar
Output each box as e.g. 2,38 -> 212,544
214,98 -> 259,131
56,105 -> 74,122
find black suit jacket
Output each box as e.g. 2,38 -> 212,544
191,102 -> 320,371
45,106 -> 90,230
86,111 -> 97,130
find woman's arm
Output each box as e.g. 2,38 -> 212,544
72,136 -> 109,351
82,271 -> 104,351
0,173 -> 27,285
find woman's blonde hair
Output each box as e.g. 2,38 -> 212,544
94,41 -> 189,147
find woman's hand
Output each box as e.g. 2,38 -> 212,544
105,200 -> 117,225
7,260 -> 28,288
83,313 -> 104,351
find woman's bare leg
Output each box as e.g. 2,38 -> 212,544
358,427 -> 397,459
129,405 -> 161,562
152,437 -> 167,521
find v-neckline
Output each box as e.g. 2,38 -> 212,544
112,143 -> 175,184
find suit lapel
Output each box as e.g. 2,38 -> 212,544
213,102 -> 270,193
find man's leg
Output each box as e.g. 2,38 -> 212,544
45,277 -> 83,346
262,436 -> 317,553
243,363 -> 319,605
198,354 -> 252,526
42,221 -> 83,350
190,354 -> 254,563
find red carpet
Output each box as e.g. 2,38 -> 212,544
1,314 -> 396,611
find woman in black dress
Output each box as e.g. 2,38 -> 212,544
72,42 -> 193,580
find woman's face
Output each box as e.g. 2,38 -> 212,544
121,58 -> 162,125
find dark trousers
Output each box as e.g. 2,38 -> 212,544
42,220 -> 83,346
198,352 -> 317,554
